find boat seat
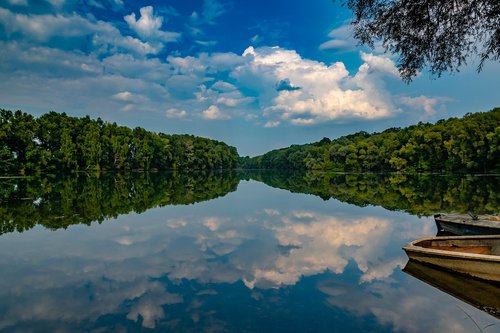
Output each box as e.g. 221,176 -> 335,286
430,245 -> 492,255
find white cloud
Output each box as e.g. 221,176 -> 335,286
124,6 -> 161,37
319,24 -> 357,52
165,108 -> 187,119
359,51 -> 399,77
124,6 -> 180,43
400,95 -> 448,117
195,39 -> 217,47
126,285 -> 181,329
0,8 -> 96,41
112,91 -> 148,104
264,209 -> 280,216
264,121 -> 280,128
202,105 -> 230,120
257,213 -> 396,286
0,9 -> 448,134
0,8 -> 163,56
195,83 -> 253,110
113,91 -> 133,101
320,39 -> 353,51
233,46 -> 400,125
94,34 -> 163,56
211,81 -> 237,92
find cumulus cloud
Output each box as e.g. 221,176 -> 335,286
233,46 -> 401,125
202,105 -> 230,120
358,51 -> 399,77
124,6 -> 180,43
166,108 -> 188,119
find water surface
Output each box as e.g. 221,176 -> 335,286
0,172 -> 498,332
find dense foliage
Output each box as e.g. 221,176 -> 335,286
242,108 -> 500,172
0,171 -> 239,235
244,171 -> 500,216
344,0 -> 500,81
0,109 -> 239,174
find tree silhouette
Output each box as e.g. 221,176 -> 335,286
344,0 -> 500,82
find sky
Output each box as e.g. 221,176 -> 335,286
0,0 -> 498,156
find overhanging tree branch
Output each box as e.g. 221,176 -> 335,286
342,0 -> 500,82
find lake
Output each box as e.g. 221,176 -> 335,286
0,172 -> 499,332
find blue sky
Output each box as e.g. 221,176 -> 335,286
0,0 -> 498,156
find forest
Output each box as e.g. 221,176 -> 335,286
241,108 -> 500,173
2,108 -> 499,174
0,109 -> 239,174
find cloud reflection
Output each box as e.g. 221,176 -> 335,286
0,190 -> 437,330
318,279 -> 495,333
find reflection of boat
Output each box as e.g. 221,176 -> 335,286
403,259 -> 500,319
402,235 -> 500,282
434,213 -> 500,235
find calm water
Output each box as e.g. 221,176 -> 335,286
0,172 -> 499,333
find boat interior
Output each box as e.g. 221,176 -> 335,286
416,238 -> 500,255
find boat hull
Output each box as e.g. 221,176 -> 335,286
403,235 -> 500,282
435,214 -> 500,236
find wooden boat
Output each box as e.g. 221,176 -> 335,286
402,235 -> 500,282
434,213 -> 500,235
403,259 -> 500,319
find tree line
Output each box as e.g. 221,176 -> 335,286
0,109 -> 239,174
241,108 -> 500,172
2,108 -> 498,174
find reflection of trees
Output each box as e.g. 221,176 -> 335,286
2,170 -> 497,235
0,171 -> 239,235
244,171 -> 500,215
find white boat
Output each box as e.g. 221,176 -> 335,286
403,235 -> 500,282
